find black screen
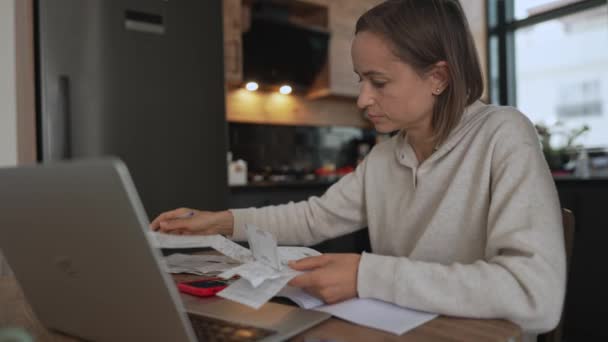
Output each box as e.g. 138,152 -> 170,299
243,17 -> 329,89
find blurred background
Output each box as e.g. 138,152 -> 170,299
0,1 -> 607,340
488,0 -> 608,176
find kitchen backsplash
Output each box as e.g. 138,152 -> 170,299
228,123 -> 376,182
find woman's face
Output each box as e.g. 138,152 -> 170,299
352,31 -> 439,134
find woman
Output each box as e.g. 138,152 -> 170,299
151,0 -> 565,338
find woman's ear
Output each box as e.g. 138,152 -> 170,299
428,61 -> 449,95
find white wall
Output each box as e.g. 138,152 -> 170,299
0,0 -> 17,276
460,0 -> 488,100
0,0 -> 17,168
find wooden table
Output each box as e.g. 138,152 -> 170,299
0,276 -> 521,342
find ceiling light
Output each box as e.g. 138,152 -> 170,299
245,82 -> 259,91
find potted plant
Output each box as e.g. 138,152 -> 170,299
535,121 -> 590,173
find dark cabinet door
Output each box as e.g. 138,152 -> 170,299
557,180 -> 608,340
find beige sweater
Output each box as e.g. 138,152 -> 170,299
230,101 -> 566,334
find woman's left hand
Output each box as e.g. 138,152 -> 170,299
288,253 -> 361,304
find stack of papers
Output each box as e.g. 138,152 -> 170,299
276,286 -> 437,335
149,226 -> 320,309
148,231 -> 254,263
162,254 -> 241,276
149,227 -> 438,335
316,298 -> 436,335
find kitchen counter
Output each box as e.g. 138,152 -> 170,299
228,181 -> 331,209
229,179 -> 337,190
228,175 -> 608,191
554,175 -> 608,182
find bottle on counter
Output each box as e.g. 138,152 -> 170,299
227,152 -> 248,186
574,148 -> 591,179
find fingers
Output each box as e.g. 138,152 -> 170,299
288,273 -> 339,304
150,208 -> 181,230
288,255 -> 331,271
288,272 -> 317,289
150,208 -> 193,230
158,218 -> 193,234
287,256 -> 330,288
288,254 -> 360,305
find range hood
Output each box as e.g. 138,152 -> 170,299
242,1 -> 330,93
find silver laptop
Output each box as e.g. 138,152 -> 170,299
0,158 -> 330,342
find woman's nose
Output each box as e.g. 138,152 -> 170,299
357,85 -> 374,109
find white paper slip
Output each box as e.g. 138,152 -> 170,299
164,266 -> 206,276
210,237 -> 255,263
314,298 -> 437,335
163,253 -> 240,275
277,246 -> 322,266
149,231 -> 254,264
217,274 -> 296,309
218,261 -> 301,288
276,285 -> 324,309
193,263 -> 238,274
219,261 -> 280,288
273,286 -> 437,335
165,253 -> 240,267
148,231 -> 220,249
246,224 -> 281,270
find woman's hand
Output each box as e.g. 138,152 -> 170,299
288,253 -> 361,304
149,208 -> 234,236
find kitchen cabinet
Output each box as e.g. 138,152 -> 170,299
223,0 -> 486,98
555,178 -> 608,340
221,0 -> 382,97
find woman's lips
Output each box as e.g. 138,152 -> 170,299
367,113 -> 384,120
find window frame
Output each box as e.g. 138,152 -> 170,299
487,0 -> 607,106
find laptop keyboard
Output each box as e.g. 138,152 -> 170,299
188,313 -> 277,342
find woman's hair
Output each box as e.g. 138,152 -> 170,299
356,0 -> 483,145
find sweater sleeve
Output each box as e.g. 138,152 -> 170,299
357,114 -> 566,333
229,158 -> 369,246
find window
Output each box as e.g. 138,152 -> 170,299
514,0 -> 586,19
488,0 -> 608,148
556,80 -> 602,118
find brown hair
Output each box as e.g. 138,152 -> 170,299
356,0 -> 483,145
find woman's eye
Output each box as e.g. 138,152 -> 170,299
371,80 -> 386,88
355,75 -> 386,88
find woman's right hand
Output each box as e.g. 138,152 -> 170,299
149,207 -> 234,236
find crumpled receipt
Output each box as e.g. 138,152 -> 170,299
162,253 -> 241,276
216,225 -> 321,308
148,225 -> 321,309
148,230 -> 254,263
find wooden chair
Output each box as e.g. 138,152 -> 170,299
539,208 -> 575,342
0,250 -> 13,277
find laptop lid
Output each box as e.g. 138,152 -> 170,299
0,158 -> 196,341
0,158 -> 330,342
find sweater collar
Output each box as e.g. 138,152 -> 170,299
394,100 -> 487,168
